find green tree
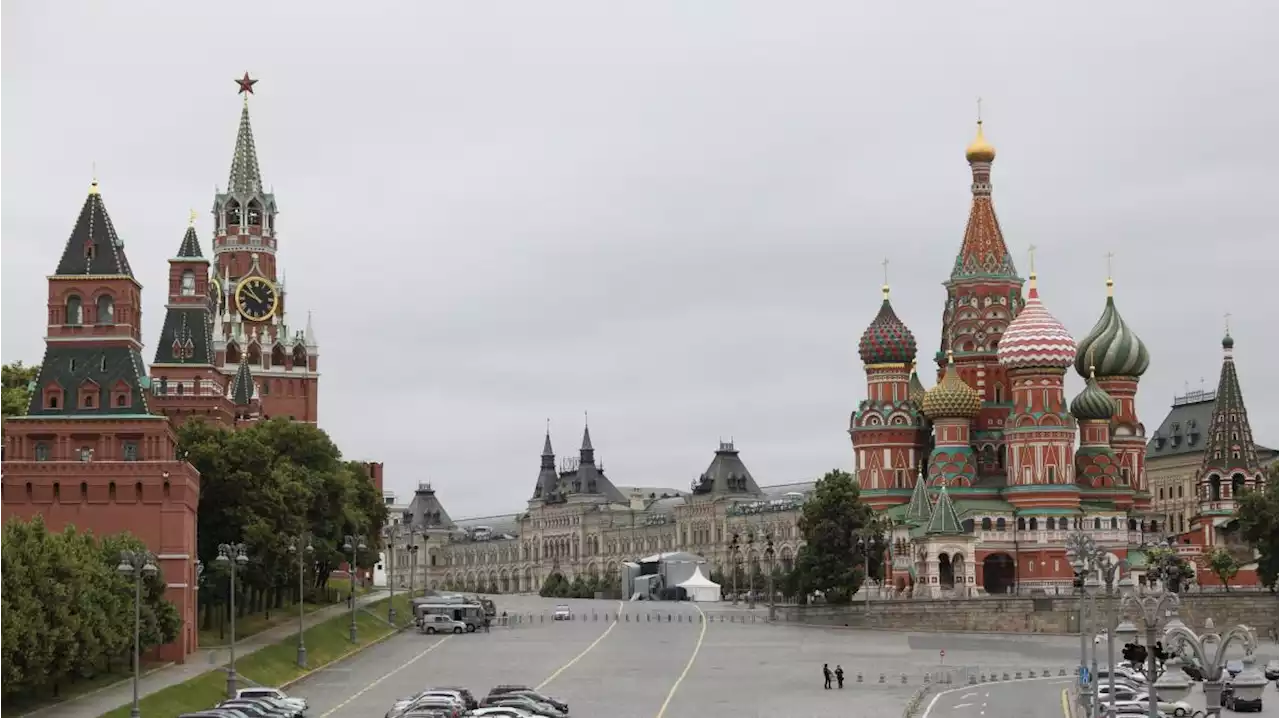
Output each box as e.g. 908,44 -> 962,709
792,469 -> 874,604
2,361 -> 39,418
1237,477 -> 1278,591
1146,546 -> 1196,593
1206,547 -> 1240,591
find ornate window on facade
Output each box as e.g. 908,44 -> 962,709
96,295 -> 115,324
122,441 -> 139,462
34,443 -> 50,461
66,295 -> 84,325
181,270 -> 196,296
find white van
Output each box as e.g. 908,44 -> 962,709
420,613 -> 466,634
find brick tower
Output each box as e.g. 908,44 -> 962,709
937,119 -> 1025,480
851,281 -> 930,509
1,181 -> 201,662
150,217 -> 235,426
209,74 -> 319,423
1072,274 -> 1152,505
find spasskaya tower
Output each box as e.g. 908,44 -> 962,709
207,73 -> 319,423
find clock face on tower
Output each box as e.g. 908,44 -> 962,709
234,276 -> 279,321
209,277 -> 224,315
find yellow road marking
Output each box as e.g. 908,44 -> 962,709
653,603 -> 707,718
319,635 -> 451,718
1060,688 -> 1070,718
536,600 -> 624,690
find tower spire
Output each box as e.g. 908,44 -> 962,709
227,74 -> 264,197
950,112 -> 1017,282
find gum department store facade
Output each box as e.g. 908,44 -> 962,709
391,122 -> 1268,598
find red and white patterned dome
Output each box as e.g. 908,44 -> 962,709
997,278 -> 1077,370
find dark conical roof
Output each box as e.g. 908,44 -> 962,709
55,183 -> 134,276
691,441 -> 764,496
925,484 -> 964,535
1199,332 -> 1261,478
230,355 -> 256,405
904,472 -> 932,523
176,225 -> 204,259
533,431 -> 559,500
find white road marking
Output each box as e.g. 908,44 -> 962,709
653,604 -> 708,718
952,703 -> 974,709
536,600 -> 624,690
961,692 -> 977,699
920,674 -> 1065,718
318,636 -> 451,718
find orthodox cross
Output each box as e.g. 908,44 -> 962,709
882,257 -> 890,286
1105,251 -> 1115,278
1224,312 -> 1232,334
977,97 -> 983,124
1027,244 -> 1037,274
189,209 -> 198,227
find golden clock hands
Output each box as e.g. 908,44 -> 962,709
244,287 -> 263,303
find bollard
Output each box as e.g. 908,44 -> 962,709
924,673 -> 931,684
944,673 -> 951,685
878,674 -> 885,684
540,614 -> 544,623
647,613 -> 651,622
856,673 -> 863,683
667,614 -> 671,622
1042,669 -> 1050,677
1002,672 -> 1009,681
968,674 -> 977,685
626,613 -> 630,622
1059,668 -> 1067,676
1015,671 -> 1022,680
900,674 -> 907,684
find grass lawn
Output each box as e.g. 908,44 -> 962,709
98,593 -> 418,718
198,601 -> 328,647
5,661 -> 168,716
326,576 -> 374,596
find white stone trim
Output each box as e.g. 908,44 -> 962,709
166,582 -> 190,589
158,553 -> 191,560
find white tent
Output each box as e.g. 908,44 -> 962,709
677,566 -> 722,603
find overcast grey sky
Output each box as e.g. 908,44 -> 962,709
3,2 -> 1276,518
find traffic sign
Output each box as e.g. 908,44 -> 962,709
1078,666 -> 1090,686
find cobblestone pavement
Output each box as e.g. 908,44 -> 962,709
288,596 -> 1147,718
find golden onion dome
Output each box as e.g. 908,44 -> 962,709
921,352 -> 983,420
965,120 -> 996,163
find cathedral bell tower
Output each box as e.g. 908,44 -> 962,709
207,73 -> 320,423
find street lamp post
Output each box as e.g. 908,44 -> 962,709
215,542 -> 249,698
287,536 -> 313,668
1117,577 -> 1182,718
117,550 -> 158,718
342,534 -> 367,643
407,532 -> 420,600
1161,617 -> 1259,717
764,534 -> 776,622
382,525 -> 400,625
729,533 -> 740,606
1083,575 -> 1102,716
1092,549 -> 1122,718
856,534 -> 874,615
1065,531 -> 1098,704
747,532 -> 756,609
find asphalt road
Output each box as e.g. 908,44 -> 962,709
283,597 -> 1133,718
921,676 -> 1074,718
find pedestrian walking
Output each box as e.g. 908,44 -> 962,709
823,663 -> 832,690
835,665 -> 845,689
483,616 -> 491,633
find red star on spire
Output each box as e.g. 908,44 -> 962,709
236,72 -> 259,95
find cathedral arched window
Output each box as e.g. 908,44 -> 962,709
1028,518 -> 1038,531
292,345 -> 307,367
181,270 -> 196,296
1016,517 -> 1026,531
981,518 -> 992,531
995,518 -> 1006,531
96,295 -> 115,324
66,295 -> 83,325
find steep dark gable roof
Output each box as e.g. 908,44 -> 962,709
153,309 -> 213,365
27,346 -> 151,416
55,187 -> 134,277
692,441 -> 764,496
1147,396 -> 1216,459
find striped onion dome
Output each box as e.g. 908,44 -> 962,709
1073,279 -> 1150,379
996,275 -> 1077,370
908,360 -> 928,406
922,352 -> 982,420
1070,368 -> 1117,421
858,285 -> 917,365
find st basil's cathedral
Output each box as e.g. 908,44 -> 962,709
850,120 -> 1266,597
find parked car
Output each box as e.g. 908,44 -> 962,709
485,688 -> 569,714
420,613 -> 467,634
236,688 -> 308,713
553,605 -> 571,621
432,687 -> 479,710
1127,693 -> 1193,716
481,695 -> 567,717
218,700 -> 299,718
468,709 -> 534,717
1265,659 -> 1279,681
